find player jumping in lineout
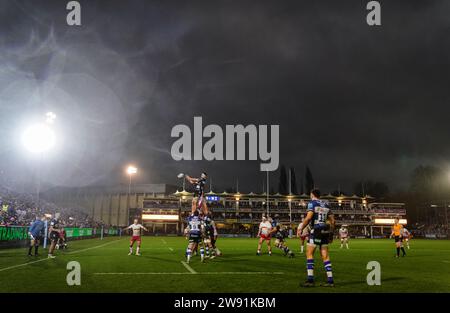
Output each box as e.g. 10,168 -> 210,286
339,225 -> 349,249
180,172 -> 209,214
298,189 -> 335,287
124,219 -> 148,256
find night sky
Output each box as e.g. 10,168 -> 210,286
0,0 -> 449,193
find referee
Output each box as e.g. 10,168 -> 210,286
28,216 -> 46,256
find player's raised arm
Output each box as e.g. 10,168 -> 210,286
141,225 -> 148,232
185,175 -> 198,184
123,225 -> 132,231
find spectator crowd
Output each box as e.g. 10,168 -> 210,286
1,185 -> 102,228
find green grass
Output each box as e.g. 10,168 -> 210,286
0,237 -> 449,292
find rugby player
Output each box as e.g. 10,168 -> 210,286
202,213 -> 216,259
185,173 -> 209,214
390,218 -> 406,257
28,215 -> 46,256
124,219 -> 148,256
185,210 -> 205,263
402,227 -> 411,249
210,216 -> 221,256
339,225 -> 349,249
48,218 -> 61,258
297,218 -> 310,253
273,224 -> 294,257
298,189 -> 335,287
256,216 -> 273,256
56,227 -> 68,250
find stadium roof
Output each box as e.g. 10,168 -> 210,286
173,190 -> 375,201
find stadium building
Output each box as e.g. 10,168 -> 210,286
44,185 -> 407,238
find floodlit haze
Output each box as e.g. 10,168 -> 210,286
1,0 -> 450,193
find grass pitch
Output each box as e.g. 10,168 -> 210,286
0,237 -> 449,293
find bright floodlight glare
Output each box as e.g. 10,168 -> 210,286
45,112 -> 56,124
127,166 -> 138,175
21,123 -> 56,154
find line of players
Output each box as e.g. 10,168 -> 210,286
256,216 -> 351,256
183,172 -> 222,263
122,173 -> 413,287
123,173 -> 222,262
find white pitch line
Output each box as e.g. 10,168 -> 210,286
443,260 -> 450,263
168,247 -> 173,251
161,239 -> 167,244
66,239 -> 122,255
0,258 -> 49,273
93,272 -> 285,275
181,261 -> 197,274
0,239 -> 122,273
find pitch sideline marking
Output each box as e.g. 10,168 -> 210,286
66,239 -> 122,255
93,271 -> 285,275
0,258 -> 49,272
159,238 -> 173,251
0,238 -> 122,273
181,261 -> 197,274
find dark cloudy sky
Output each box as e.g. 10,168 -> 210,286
0,0 -> 450,193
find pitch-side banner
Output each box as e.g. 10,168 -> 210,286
0,226 -> 29,241
64,227 -> 93,238
0,226 -> 107,241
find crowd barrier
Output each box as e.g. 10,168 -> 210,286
0,225 -> 120,248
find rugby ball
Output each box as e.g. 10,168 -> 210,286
177,173 -> 184,178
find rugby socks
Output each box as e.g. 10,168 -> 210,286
205,247 -> 209,257
129,246 -> 133,254
200,247 -> 205,261
324,260 -> 333,284
136,246 -> 140,255
186,248 -> 192,262
28,246 -> 33,255
306,259 -> 314,282
396,247 -> 400,257
300,245 -> 304,253
401,247 -> 406,256
35,245 -> 39,255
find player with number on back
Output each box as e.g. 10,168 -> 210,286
185,210 -> 205,263
124,219 -> 148,256
298,189 -> 335,287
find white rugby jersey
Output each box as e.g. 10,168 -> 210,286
128,223 -> 144,236
259,221 -> 272,235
